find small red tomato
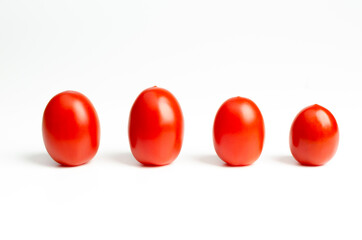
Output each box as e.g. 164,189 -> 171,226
289,104 -> 339,166
128,87 -> 184,166
42,91 -> 100,166
213,97 -> 265,166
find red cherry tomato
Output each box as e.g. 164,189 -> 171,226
289,104 -> 339,166
42,91 -> 100,166
213,97 -> 265,166
128,87 -> 184,166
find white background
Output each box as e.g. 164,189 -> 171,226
1,0 -> 362,239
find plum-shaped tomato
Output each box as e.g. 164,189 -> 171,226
213,97 -> 265,166
128,87 -> 184,166
290,104 -> 339,166
42,91 -> 100,166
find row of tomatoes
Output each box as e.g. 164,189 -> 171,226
42,87 -> 339,167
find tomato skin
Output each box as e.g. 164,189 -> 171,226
213,97 -> 265,166
42,91 -> 100,166
128,87 -> 184,166
289,104 -> 339,166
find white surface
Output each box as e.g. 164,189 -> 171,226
1,0 -> 362,239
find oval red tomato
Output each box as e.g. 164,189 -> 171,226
42,91 -> 100,166
289,104 -> 339,166
128,87 -> 184,166
213,97 -> 265,166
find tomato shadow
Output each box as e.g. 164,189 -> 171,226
196,154 -> 239,167
101,152 -> 144,167
273,155 -> 325,167
102,152 -> 171,168
272,155 -> 301,166
23,152 -> 67,168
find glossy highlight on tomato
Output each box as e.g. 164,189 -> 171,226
213,97 -> 265,166
128,87 -> 184,166
289,104 -> 339,166
42,91 -> 100,166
